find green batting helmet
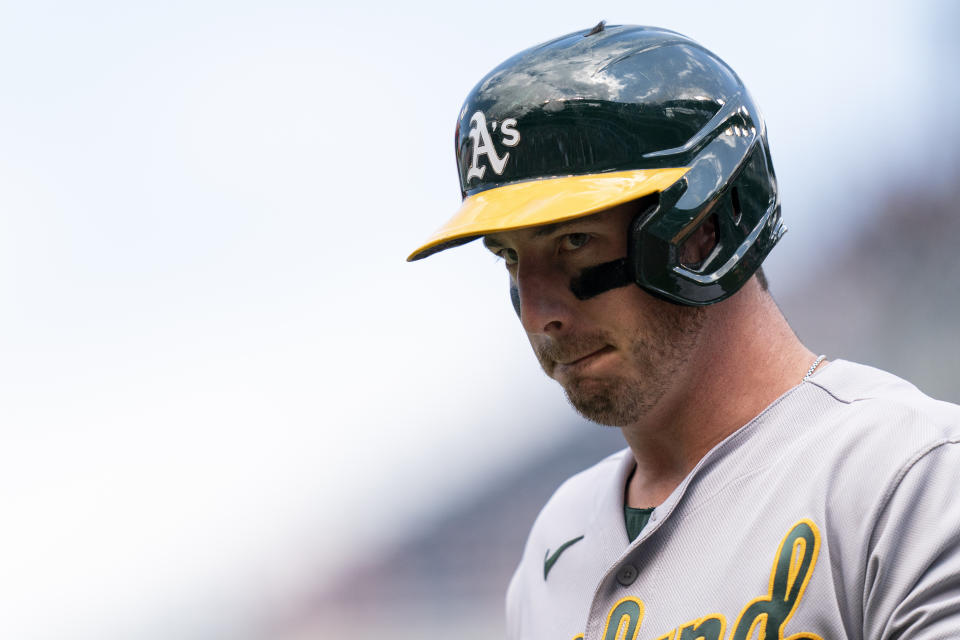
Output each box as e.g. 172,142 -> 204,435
408,22 -> 784,306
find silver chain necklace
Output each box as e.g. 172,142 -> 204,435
803,354 -> 827,382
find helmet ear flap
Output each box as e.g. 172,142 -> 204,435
629,122 -> 784,305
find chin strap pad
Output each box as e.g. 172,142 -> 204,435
570,258 -> 631,300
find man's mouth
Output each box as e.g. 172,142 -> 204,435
556,345 -> 615,368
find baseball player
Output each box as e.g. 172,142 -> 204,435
408,23 -> 960,640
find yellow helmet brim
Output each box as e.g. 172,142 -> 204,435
407,167 -> 689,261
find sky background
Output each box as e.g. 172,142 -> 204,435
0,1 -> 956,638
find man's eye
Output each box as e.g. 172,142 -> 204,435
560,233 -> 591,251
498,248 -> 519,264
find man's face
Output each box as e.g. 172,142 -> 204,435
483,202 -> 706,427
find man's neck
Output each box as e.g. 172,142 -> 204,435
622,282 -> 817,508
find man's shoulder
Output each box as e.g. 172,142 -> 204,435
799,359 -> 960,485
811,359 -> 948,402
808,359 -> 960,435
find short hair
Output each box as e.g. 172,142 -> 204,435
755,266 -> 769,291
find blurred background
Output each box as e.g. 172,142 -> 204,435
0,1 -> 957,638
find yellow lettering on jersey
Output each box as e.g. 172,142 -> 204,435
677,614 -> 726,640
728,519 -> 824,640
583,520 -> 823,640
601,596 -> 644,640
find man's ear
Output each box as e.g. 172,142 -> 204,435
678,214 -> 718,270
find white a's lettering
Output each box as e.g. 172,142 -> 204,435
467,111 -> 510,182
500,118 -> 520,147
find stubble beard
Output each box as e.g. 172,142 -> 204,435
535,304 -> 706,427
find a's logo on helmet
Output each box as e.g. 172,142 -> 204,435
466,111 -> 520,183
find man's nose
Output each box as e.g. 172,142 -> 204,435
514,260 -> 573,336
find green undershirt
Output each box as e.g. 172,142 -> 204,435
623,464 -> 655,542
624,505 -> 654,543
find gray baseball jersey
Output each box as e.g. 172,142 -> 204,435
506,360 -> 960,639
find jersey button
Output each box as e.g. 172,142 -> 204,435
616,564 -> 638,586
